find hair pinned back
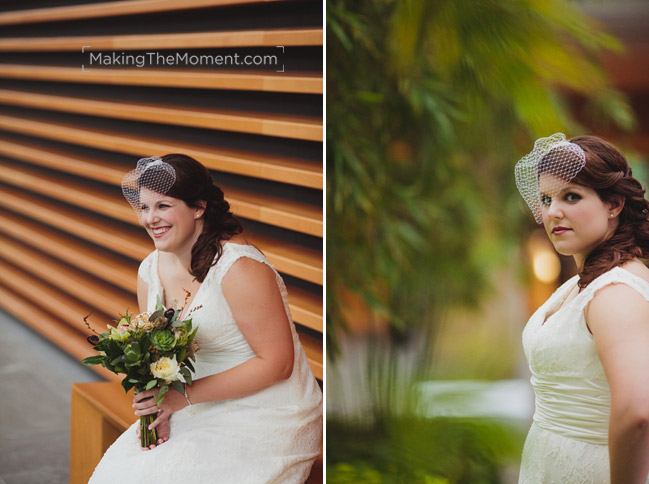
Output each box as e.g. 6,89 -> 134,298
568,136 -> 649,288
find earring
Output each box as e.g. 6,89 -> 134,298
610,213 -> 614,218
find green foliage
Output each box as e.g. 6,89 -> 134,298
81,309 -> 198,398
326,0 -> 635,355
327,416 -> 524,484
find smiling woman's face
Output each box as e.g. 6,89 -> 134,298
139,188 -> 204,254
539,173 -> 617,267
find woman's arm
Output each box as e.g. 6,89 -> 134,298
587,284 -> 649,484
137,257 -> 295,428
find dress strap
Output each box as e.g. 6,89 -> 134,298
576,266 -> 649,309
213,243 -> 274,285
137,250 -> 158,286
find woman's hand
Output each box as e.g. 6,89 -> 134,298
135,415 -> 169,451
133,387 -> 188,450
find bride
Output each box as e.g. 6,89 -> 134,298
515,134 -> 649,483
89,154 -> 322,483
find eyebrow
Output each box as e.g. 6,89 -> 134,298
141,199 -> 173,206
540,184 -> 583,198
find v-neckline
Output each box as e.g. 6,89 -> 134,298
542,278 -> 580,325
155,250 -> 206,320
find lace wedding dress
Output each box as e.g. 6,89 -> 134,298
519,266 -> 649,483
89,243 -> 322,484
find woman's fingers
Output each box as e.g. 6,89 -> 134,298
148,409 -> 167,429
133,390 -> 159,416
133,389 -> 155,402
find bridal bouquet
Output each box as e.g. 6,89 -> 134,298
82,297 -> 199,447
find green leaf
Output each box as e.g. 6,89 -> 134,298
156,384 -> 168,405
183,371 -> 192,386
121,378 -> 134,393
155,295 -> 164,312
149,310 -> 164,322
145,379 -> 157,390
178,347 -> 187,363
171,380 -> 185,395
81,355 -> 104,366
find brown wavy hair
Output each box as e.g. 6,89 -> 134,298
140,153 -> 242,282
565,136 -> 649,288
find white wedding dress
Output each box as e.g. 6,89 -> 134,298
519,266 -> 649,483
89,242 -> 322,484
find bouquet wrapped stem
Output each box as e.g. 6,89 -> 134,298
139,408 -> 158,448
82,297 -> 198,448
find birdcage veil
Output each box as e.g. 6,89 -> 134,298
121,157 -> 176,220
514,133 -> 586,223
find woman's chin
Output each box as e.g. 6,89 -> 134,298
550,243 -> 574,257
152,238 -> 171,251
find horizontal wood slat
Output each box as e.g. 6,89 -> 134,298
285,286 -> 322,333
0,64 -> 323,94
0,114 -> 322,189
0,89 -> 323,141
0,208 -> 322,332
0,187 -> 151,260
0,28 -> 323,52
299,332 -> 322,380
0,160 -> 322,236
0,0 -> 322,392
0,236 -> 322,376
0,185 -> 322,286
0,233 -> 138,317
0,0 -> 288,26
0,258 -> 112,341
0,139 -> 322,283
0,210 -> 138,293
0,283 -> 118,383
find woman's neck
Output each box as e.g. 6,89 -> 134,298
161,220 -> 204,273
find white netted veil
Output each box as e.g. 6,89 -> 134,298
515,133 -> 586,223
121,157 -> 176,221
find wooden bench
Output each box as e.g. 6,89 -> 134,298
70,381 -> 323,483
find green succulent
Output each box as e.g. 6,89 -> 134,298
151,329 -> 176,352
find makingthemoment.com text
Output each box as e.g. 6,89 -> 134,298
87,51 -> 280,68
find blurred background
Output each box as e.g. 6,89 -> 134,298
326,0 -> 649,482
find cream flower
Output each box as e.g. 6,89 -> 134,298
150,356 -> 181,382
130,312 -> 155,332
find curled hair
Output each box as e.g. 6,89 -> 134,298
567,136 -> 649,288
159,154 -> 242,282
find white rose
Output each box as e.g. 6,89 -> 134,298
150,356 -> 180,382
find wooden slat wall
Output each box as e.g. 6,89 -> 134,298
0,0 -> 323,381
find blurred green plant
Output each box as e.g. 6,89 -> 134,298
327,416 -> 524,484
326,0 -> 635,356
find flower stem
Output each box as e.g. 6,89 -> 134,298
140,414 -> 158,448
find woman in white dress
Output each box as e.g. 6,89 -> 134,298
515,134 -> 649,483
89,154 -> 322,484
